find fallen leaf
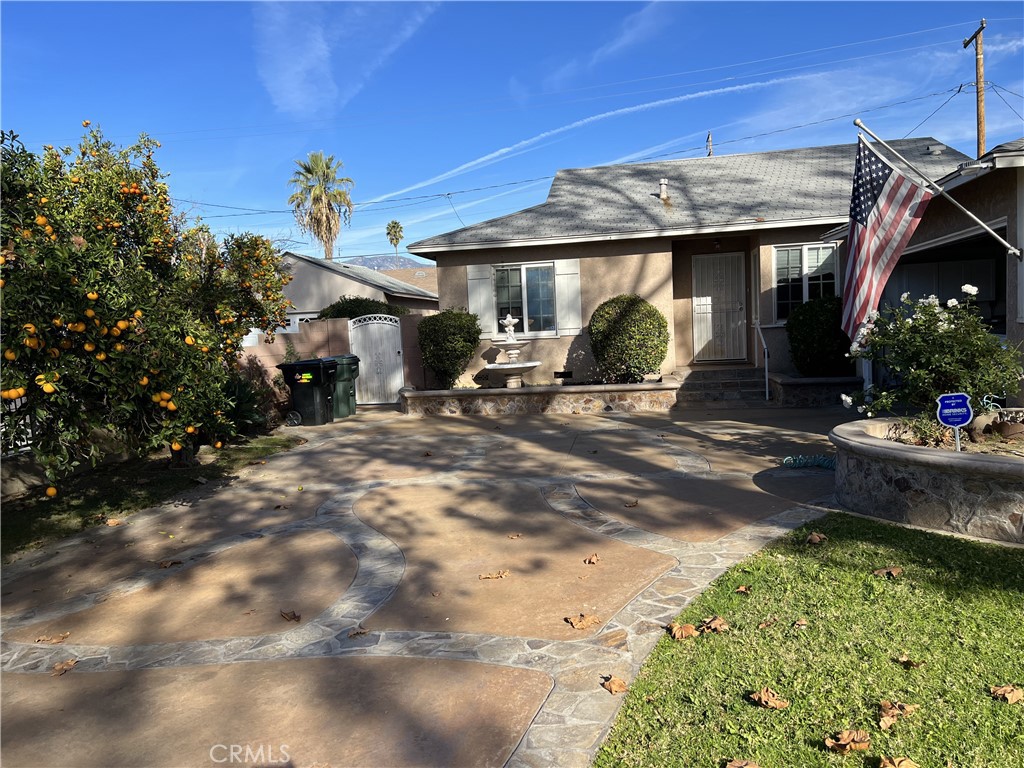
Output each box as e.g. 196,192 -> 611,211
873,566 -> 904,579
565,613 -> 601,630
824,730 -> 871,754
280,610 -> 301,623
584,553 -> 601,565
193,475 -> 208,485
274,504 -> 290,510
757,617 -> 778,630
667,621 -> 699,640
879,758 -> 920,768
792,618 -> 809,629
51,659 -> 77,676
431,591 -> 440,597
158,560 -> 182,569
735,585 -> 751,595
241,609 -> 258,616
35,632 -> 71,644
507,533 -> 523,540
990,684 -> 1022,704
421,451 -> 432,457
805,531 -> 828,545
725,761 -> 763,768
896,654 -> 925,669
624,498 -> 639,508
879,699 -> 921,730
698,616 -> 730,634
479,570 -> 510,580
601,675 -> 628,694
348,628 -> 368,638
749,686 -> 790,709
105,518 -> 123,527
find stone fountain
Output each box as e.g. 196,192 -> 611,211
484,314 -> 541,388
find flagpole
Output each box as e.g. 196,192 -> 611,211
854,118 -> 1022,260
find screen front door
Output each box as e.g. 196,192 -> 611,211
692,252 -> 747,362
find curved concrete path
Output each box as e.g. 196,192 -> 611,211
1,407 -> 854,768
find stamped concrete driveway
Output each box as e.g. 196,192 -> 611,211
1,406 -> 855,768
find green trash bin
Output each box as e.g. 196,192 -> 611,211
277,358 -> 338,426
330,354 -> 360,418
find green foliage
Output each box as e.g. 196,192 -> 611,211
0,127 -> 291,491
844,288 -> 1023,421
587,294 -> 669,384
386,220 -> 403,256
287,151 -> 353,261
785,295 -> 854,377
318,294 -> 408,319
417,308 -> 482,389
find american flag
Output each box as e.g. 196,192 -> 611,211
841,136 -> 933,340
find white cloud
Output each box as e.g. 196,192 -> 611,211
253,2 -> 438,119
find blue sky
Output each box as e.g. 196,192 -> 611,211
3,1 -> 1022,265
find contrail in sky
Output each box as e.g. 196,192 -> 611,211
368,73 -> 819,202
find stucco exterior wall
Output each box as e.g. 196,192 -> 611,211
434,240 -> 674,386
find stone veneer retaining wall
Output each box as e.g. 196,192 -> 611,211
829,418 -> 1024,544
768,373 -> 862,408
400,381 -> 680,416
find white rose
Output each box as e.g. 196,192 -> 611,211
900,292 -> 910,301
841,394 -> 853,408
947,298 -> 959,308
962,284 -> 978,296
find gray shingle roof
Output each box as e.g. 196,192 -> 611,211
283,251 -> 438,299
408,138 -> 971,253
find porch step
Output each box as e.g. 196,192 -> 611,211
673,367 -> 768,402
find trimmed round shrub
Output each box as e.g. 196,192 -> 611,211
785,295 -> 854,377
417,308 -> 482,389
588,294 -> 669,384
318,295 -> 408,319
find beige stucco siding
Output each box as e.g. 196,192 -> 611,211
434,240 -> 674,386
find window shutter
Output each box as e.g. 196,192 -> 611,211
466,263 -> 496,337
554,258 -> 582,335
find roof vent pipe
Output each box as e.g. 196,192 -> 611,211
659,178 -> 669,200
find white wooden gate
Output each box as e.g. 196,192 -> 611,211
349,315 -> 405,404
692,252 -> 747,362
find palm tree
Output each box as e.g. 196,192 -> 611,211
386,220 -> 404,258
287,151 -> 354,261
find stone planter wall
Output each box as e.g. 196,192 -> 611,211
400,381 -> 680,416
768,373 -> 862,408
829,418 -> 1024,544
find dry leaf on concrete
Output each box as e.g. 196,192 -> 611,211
872,566 -> 904,579
602,675 -> 628,694
479,570 -> 510,580
879,700 -> 920,729
726,760 -> 763,768
280,610 -> 301,623
698,616 -> 730,634
990,684 -> 1022,704
35,632 -> 71,644
565,613 -> 601,630
51,659 -> 77,676
896,654 -> 925,669
805,531 -> 828,544
749,687 -> 790,709
348,628 -> 368,638
735,585 -> 751,595
158,560 -> 183,569
879,758 -> 920,768
584,553 -> 601,565
274,504 -> 290,510
667,621 -> 699,640
507,533 -> 523,540
105,518 -> 123,527
624,498 -> 639,508
824,730 -> 871,754
421,451 -> 432,457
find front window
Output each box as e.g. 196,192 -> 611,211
494,264 -> 556,334
774,243 -> 837,321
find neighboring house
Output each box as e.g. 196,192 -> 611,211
408,138 -> 970,386
280,251 -> 439,331
380,266 -> 439,296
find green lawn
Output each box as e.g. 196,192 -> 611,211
595,513 -> 1024,768
1,434 -> 305,560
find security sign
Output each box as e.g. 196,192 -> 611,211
936,393 -> 973,428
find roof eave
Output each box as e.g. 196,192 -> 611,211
408,215 -> 849,254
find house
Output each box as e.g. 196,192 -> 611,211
280,251 -> 439,331
407,138 -> 971,387
379,266 -> 438,296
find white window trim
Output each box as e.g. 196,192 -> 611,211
493,262 -> 558,339
771,242 -> 839,323
467,259 -> 582,340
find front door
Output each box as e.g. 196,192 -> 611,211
692,252 -> 747,362
349,315 -> 405,404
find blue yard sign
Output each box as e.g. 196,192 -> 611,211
936,393 -> 973,451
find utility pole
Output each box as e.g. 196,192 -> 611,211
963,18 -> 986,158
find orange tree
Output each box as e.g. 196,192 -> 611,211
0,127 -> 291,493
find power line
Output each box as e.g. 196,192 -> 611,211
902,86 -> 965,138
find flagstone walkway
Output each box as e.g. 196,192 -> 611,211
1,407 -> 852,768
